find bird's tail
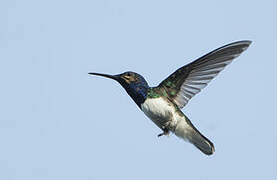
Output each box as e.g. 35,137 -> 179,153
174,115 -> 215,155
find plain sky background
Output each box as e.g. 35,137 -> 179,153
0,0 -> 276,179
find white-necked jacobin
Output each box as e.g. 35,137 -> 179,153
89,40 -> 251,155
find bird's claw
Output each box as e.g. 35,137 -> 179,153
157,132 -> 165,137
157,128 -> 169,137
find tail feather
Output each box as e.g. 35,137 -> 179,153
174,115 -> 215,155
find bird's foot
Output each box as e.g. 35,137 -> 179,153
157,128 -> 169,137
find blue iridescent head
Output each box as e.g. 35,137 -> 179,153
89,71 -> 149,108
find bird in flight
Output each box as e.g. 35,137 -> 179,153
89,40 -> 251,155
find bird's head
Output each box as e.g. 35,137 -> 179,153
89,71 -> 149,107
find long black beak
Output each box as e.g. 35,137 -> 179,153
88,72 -> 120,81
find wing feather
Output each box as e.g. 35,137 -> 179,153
159,40 -> 251,108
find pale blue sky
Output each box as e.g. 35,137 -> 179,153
0,0 -> 276,179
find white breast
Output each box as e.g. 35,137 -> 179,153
141,97 -> 176,129
141,97 -> 211,152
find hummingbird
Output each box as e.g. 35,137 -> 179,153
89,40 -> 251,155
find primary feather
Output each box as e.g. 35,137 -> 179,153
159,41 -> 251,108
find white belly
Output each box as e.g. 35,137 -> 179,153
141,97 -> 214,155
141,97 -> 177,130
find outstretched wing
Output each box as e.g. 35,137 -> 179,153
158,40 -> 251,109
